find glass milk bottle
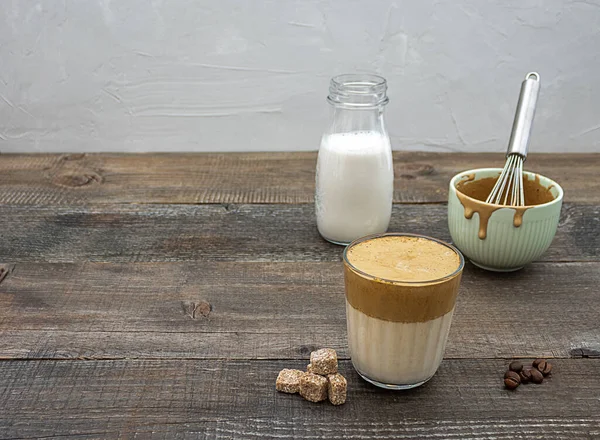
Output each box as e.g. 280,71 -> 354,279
316,74 -> 394,245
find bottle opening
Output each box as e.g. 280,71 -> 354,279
328,74 -> 389,108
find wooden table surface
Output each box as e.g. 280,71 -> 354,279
0,152 -> 599,439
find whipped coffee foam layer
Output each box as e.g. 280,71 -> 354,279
346,235 -> 461,282
344,235 -> 463,323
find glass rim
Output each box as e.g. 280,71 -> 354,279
330,73 -> 387,91
328,73 -> 389,108
342,233 -> 465,285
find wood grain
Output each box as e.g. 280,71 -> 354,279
0,203 -> 597,263
1,152 -> 598,439
0,358 -> 598,439
0,152 -> 598,205
1,262 -> 598,360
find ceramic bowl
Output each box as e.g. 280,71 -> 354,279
448,168 -> 563,272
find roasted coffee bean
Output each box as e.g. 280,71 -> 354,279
519,368 -> 532,384
535,359 -> 547,372
504,371 -> 521,390
532,358 -> 545,369
509,361 -> 523,373
539,362 -> 553,376
530,368 -> 544,384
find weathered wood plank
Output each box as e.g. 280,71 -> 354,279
0,358 -> 598,439
0,203 -> 597,263
0,152 -> 598,205
1,262 -> 598,360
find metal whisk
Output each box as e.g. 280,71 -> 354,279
486,72 -> 541,206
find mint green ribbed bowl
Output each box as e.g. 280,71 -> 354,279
448,168 -> 563,272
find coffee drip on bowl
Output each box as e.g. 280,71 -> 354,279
455,172 -> 556,240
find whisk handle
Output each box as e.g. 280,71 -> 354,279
506,72 -> 541,160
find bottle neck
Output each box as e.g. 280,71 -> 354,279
327,105 -> 387,135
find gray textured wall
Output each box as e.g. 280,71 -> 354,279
1,0 -> 599,153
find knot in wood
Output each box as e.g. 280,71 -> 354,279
298,344 -> 319,357
570,347 -> 600,358
53,171 -> 103,188
0,266 -> 11,285
399,163 -> 435,177
182,300 -> 212,319
399,174 -> 416,180
195,300 -> 211,318
61,153 -> 86,161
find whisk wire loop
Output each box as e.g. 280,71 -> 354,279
486,155 -> 526,206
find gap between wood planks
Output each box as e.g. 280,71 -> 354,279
1,354 -> 598,362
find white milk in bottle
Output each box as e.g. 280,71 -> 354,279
315,75 -> 394,245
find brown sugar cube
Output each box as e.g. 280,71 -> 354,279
309,348 -> 338,375
327,373 -> 347,405
306,363 -> 316,374
276,369 -> 304,394
299,373 -> 328,402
